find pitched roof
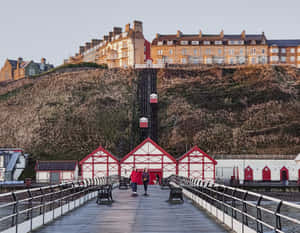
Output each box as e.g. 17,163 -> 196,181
121,137 -> 177,163
35,160 -> 78,171
7,60 -> 17,69
178,146 -> 217,165
267,40 -> 300,47
80,146 -> 119,165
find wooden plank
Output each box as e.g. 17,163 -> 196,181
36,186 -> 227,233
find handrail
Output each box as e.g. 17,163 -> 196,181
0,175 -> 120,233
170,175 -> 300,233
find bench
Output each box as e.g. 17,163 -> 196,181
168,186 -> 184,202
160,178 -> 170,189
96,184 -> 113,204
119,178 -> 130,190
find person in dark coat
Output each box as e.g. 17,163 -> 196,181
142,168 -> 150,196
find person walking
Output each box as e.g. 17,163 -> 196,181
130,167 -> 138,195
142,168 -> 150,196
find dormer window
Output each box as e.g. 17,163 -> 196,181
251,40 -> 256,45
180,40 -> 188,45
191,41 -> 199,45
157,41 -> 164,46
203,41 -> 210,45
215,41 -> 222,45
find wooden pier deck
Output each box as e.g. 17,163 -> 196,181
34,185 -> 228,233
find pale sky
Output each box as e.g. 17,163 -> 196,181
1,0 -> 300,66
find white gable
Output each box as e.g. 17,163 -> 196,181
134,142 -> 163,155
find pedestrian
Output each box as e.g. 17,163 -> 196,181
130,167 -> 138,195
156,173 -> 160,185
142,168 -> 150,196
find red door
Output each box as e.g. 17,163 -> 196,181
262,166 -> 271,181
298,169 -> 300,181
280,166 -> 289,181
149,170 -> 162,185
244,166 -> 253,181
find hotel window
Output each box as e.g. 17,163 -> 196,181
205,48 -> 211,55
168,58 -> 173,64
229,49 -> 234,56
281,48 -> 286,53
251,48 -> 256,55
262,49 -> 265,54
298,48 -> 300,53
158,41 -> 164,46
271,56 -> 279,62
169,49 -> 173,55
251,57 -> 256,64
167,41 -> 173,45
194,49 -> 197,56
180,40 -> 188,45
182,48 -> 187,55
218,48 -> 222,55
215,41 -> 222,45
157,50 -> 163,55
206,57 -> 212,64
240,48 -> 244,55
192,41 -> 199,45
290,48 -> 295,53
261,56 -> 267,64
290,56 -> 295,62
281,56 -> 286,62
181,58 -> 187,64
122,42 -> 128,48
298,56 -> 300,61
271,48 -> 279,53
203,41 -> 210,45
229,58 -> 234,64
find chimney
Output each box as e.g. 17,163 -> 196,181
85,42 -> 91,50
17,57 -> 23,68
133,20 -> 143,33
220,30 -> 224,38
79,46 -> 85,54
241,30 -> 246,39
156,33 -> 160,39
177,30 -> 182,38
199,30 -> 202,38
109,31 -> 113,41
41,58 -> 46,64
113,27 -> 122,36
125,23 -> 130,32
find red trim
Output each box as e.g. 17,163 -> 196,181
244,166 -> 253,181
178,146 -> 217,165
280,166 -> 289,181
262,166 -> 271,181
121,137 -> 176,163
79,146 -> 119,165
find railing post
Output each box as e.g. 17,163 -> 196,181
231,189 -> 237,219
256,195 -> 263,233
40,188 -> 45,225
26,189 -> 33,232
11,192 -> 18,232
242,191 -> 248,227
275,201 -> 283,231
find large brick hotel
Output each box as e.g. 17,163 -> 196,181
68,20 -> 300,68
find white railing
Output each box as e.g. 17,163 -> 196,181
0,176 -> 119,233
170,175 -> 300,233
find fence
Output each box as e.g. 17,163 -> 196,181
0,175 -> 119,233
170,175 -> 300,233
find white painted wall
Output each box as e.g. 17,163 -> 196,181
216,159 -> 300,181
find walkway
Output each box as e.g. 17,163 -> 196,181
35,186 -> 228,233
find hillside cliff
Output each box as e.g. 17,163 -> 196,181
0,65 -> 299,162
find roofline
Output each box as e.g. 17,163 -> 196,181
35,160 -> 78,171
79,146 -> 119,165
120,137 -> 177,163
178,146 -> 217,165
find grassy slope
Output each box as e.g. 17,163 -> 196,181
0,65 -> 299,167
157,65 -> 300,157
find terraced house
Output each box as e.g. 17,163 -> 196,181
151,30 -> 269,66
68,20 -> 151,68
0,57 -> 54,83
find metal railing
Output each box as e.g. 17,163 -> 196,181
0,175 -> 119,233
170,175 -> 300,233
